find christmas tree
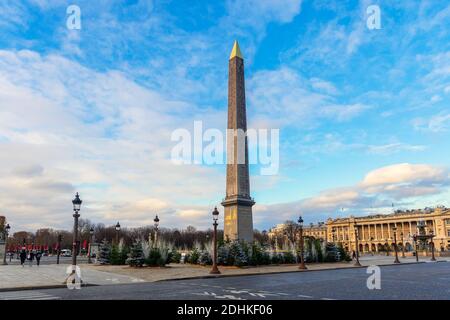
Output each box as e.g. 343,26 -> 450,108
126,241 -> 145,267
97,239 -> 111,265
110,244 -> 120,265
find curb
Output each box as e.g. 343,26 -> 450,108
0,283 -> 98,293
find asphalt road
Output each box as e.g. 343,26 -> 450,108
1,261 -> 449,300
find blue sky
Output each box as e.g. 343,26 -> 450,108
0,0 -> 449,232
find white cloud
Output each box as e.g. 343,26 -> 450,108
0,49 -> 226,231
361,163 -> 447,187
255,162 -> 450,225
413,112 -> 450,132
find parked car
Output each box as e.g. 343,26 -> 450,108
61,249 -> 72,257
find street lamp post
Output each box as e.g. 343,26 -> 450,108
88,227 -> 94,264
413,234 -> 419,262
2,223 -> 10,265
115,222 -> 121,245
331,227 -> 336,244
71,192 -> 82,272
429,230 -> 436,261
210,207 -> 220,275
392,227 -> 400,264
56,234 -> 62,265
354,224 -> 361,267
400,232 -> 405,258
153,215 -> 159,248
298,216 -> 307,270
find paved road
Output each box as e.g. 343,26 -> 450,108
1,261 -> 449,300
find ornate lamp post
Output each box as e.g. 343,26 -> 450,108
56,234 -> 62,265
153,215 -> 159,248
88,227 -> 94,264
298,216 -> 307,270
429,230 -> 436,261
2,223 -> 10,265
413,234 -> 419,262
331,227 -> 336,243
400,232 -> 405,258
210,207 -> 220,275
115,222 -> 121,245
354,223 -> 361,267
392,226 -> 400,264
71,192 -> 82,271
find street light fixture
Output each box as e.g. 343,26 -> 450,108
392,226 -> 400,264
413,233 -> 419,262
429,230 -> 436,261
210,207 -> 221,275
115,222 -> 121,245
57,234 -> 62,265
153,215 -> 159,248
88,227 -> 94,264
2,223 -> 10,265
298,216 -> 307,270
354,223 -> 361,267
400,232 -> 405,258
71,192 -> 82,272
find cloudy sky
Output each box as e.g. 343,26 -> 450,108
0,0 -> 449,232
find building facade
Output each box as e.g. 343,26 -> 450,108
267,207 -> 450,254
326,206 -> 450,254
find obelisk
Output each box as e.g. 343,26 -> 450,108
222,41 -> 255,243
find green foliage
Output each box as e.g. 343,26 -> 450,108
188,248 -> 200,264
315,240 -> 324,263
198,251 -> 212,265
146,248 -> 162,267
120,246 -> 130,265
217,245 -> 229,265
271,253 -> 283,264
126,242 -> 145,267
98,240 -> 111,265
337,244 -> 351,262
170,249 -> 182,263
110,245 -> 121,265
283,251 -> 296,264
248,243 -> 265,266
229,241 -> 248,267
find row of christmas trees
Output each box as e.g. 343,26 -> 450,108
94,237 -> 349,267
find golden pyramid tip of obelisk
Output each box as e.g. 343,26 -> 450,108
229,40 -> 243,60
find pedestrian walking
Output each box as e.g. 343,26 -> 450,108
35,250 -> 42,266
19,249 -> 27,267
27,250 -> 35,267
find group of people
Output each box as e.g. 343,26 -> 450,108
18,249 -> 43,267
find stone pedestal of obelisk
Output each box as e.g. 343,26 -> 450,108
222,41 -> 255,243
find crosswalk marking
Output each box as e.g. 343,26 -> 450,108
0,291 -> 60,300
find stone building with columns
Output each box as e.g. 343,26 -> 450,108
267,207 -> 450,255
326,206 -> 450,254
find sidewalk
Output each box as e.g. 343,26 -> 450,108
0,255 -> 447,291
0,264 -> 145,291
